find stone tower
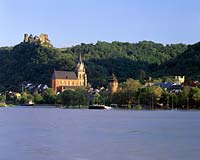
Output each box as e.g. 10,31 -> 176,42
108,73 -> 118,94
175,76 -> 185,85
24,33 -> 29,42
23,33 -> 52,47
75,53 -> 87,87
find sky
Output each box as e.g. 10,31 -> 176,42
0,0 -> 200,47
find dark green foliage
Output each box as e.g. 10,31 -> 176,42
33,93 -> 43,104
112,79 -> 142,107
0,40 -> 190,91
66,41 -> 187,87
112,81 -> 200,109
61,89 -> 74,106
18,92 -> 29,104
0,94 -> 6,103
153,42 -> 200,80
43,88 -> 57,104
61,88 -> 88,107
0,43 -> 75,91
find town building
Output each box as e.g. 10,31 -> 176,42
51,53 -> 87,93
175,76 -> 185,85
108,73 -> 118,94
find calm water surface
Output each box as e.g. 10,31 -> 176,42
0,107 -> 200,160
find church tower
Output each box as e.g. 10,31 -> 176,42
75,53 -> 87,87
108,73 -> 118,94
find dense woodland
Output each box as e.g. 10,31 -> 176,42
1,40 -> 200,92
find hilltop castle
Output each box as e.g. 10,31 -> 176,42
24,33 -> 52,47
51,53 -> 87,93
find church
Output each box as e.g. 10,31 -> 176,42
51,53 -> 87,93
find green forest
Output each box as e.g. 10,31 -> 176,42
0,40 -> 200,92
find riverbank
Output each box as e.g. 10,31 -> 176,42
1,103 -> 200,111
0,102 -> 7,107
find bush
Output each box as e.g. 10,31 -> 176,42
0,94 -> 6,103
136,104 -> 142,110
33,93 -> 43,104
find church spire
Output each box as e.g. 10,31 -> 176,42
78,52 -> 82,63
75,52 -> 85,73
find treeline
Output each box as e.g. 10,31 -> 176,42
1,79 -> 200,109
152,42 -> 200,80
66,41 -> 187,85
0,40 -> 189,91
0,43 -> 76,91
1,88 -> 89,108
111,79 -> 200,109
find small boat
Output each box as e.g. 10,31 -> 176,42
24,100 -> 35,106
89,104 -> 112,110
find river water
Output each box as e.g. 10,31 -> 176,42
0,107 -> 200,160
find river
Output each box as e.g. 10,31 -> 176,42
0,107 -> 200,160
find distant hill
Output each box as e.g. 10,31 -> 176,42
152,42 -> 200,80
0,41 -> 189,91
0,43 -> 76,91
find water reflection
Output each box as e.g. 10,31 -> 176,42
0,107 -> 199,160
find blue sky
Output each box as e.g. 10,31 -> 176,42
0,0 -> 200,47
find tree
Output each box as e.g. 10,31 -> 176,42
178,86 -> 190,109
120,79 -> 142,91
111,79 -> 142,108
0,41 -> 189,90
33,93 -> 43,104
190,87 -> 200,108
142,86 -> 163,109
159,91 -> 170,109
139,69 -> 146,82
74,88 -> 88,107
60,88 -> 88,107
0,94 -> 6,103
43,88 -> 57,104
92,92 -> 100,104
61,89 -> 74,106
100,90 -> 111,105
19,92 -> 28,104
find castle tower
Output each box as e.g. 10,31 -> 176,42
175,76 -> 185,85
40,34 -> 49,44
75,53 -> 87,87
108,73 -> 118,94
24,34 -> 29,42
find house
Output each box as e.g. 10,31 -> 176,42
154,82 -> 175,90
168,84 -> 183,93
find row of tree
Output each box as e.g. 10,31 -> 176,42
1,78 -> 200,109
0,40 -> 188,91
111,79 -> 200,109
2,88 -> 89,108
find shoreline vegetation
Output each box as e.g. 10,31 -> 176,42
1,78 -> 200,110
0,102 -> 7,107
1,104 -> 200,111
0,41 -> 200,109
1,40 -> 200,92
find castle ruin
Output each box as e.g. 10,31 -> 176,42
24,33 -> 52,47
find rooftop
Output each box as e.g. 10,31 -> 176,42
52,71 -> 78,79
